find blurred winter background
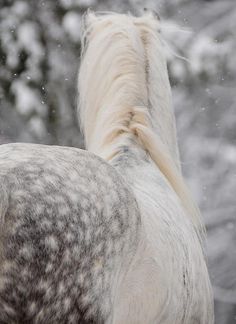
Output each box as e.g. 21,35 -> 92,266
0,0 -> 235,322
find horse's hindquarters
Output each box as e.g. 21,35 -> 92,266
0,143 -> 141,324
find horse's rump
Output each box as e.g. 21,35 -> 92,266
0,143 -> 140,323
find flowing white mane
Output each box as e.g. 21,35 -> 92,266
78,12 -> 203,233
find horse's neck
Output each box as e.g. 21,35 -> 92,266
148,98 -> 180,171
79,11 -> 203,244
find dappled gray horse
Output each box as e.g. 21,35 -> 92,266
0,12 -> 214,324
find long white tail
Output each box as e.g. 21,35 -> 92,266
78,12 -> 203,235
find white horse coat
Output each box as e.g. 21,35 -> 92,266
0,12 -> 214,324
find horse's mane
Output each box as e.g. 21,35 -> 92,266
78,12 -> 203,235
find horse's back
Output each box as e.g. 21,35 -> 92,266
0,143 -> 140,323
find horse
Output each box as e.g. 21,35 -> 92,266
0,11 -> 214,324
